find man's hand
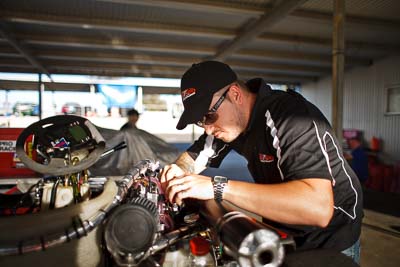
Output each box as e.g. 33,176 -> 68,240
164,174 -> 214,206
160,152 -> 213,205
161,171 -> 214,205
159,163 -> 186,190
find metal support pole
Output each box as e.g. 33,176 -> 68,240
191,124 -> 196,143
332,0 -> 345,141
38,73 -> 43,120
136,86 -> 143,113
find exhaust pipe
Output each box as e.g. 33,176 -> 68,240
216,211 -> 284,267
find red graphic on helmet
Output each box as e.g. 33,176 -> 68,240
182,88 -> 196,101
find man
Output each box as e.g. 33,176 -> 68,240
120,108 -> 139,130
348,137 -> 369,184
160,61 -> 363,263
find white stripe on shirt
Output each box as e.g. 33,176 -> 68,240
313,121 -> 358,220
265,110 -> 284,180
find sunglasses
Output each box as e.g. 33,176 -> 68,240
196,87 -> 230,127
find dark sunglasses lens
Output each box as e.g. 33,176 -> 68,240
204,112 -> 218,125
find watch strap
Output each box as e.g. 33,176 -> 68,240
212,176 -> 228,202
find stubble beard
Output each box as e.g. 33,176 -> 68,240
221,106 -> 246,143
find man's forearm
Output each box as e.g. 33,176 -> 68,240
174,151 -> 206,174
224,178 -> 334,227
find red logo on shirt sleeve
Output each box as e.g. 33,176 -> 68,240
259,153 -> 274,163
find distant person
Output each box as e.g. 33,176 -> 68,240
120,109 -> 139,130
348,138 -> 369,184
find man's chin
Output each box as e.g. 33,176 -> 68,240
213,129 -> 241,143
215,134 -> 233,143
214,133 -> 225,141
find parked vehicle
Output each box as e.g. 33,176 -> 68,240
13,102 -> 39,116
61,102 -> 82,115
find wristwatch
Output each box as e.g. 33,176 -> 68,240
212,176 -> 228,202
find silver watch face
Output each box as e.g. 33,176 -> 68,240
213,175 -> 228,183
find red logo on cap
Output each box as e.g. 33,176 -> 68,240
259,153 -> 274,163
182,88 -> 196,101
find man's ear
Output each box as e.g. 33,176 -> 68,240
229,84 -> 243,104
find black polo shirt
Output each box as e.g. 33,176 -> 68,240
187,78 -> 363,251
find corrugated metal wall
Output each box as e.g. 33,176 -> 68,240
302,55 -> 400,163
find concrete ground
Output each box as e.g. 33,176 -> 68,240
361,191 -> 400,267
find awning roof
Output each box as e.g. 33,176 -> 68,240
0,0 -> 399,86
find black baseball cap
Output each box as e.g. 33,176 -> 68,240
176,61 -> 237,130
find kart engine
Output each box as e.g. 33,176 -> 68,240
103,160 -> 181,266
101,160 -> 291,267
